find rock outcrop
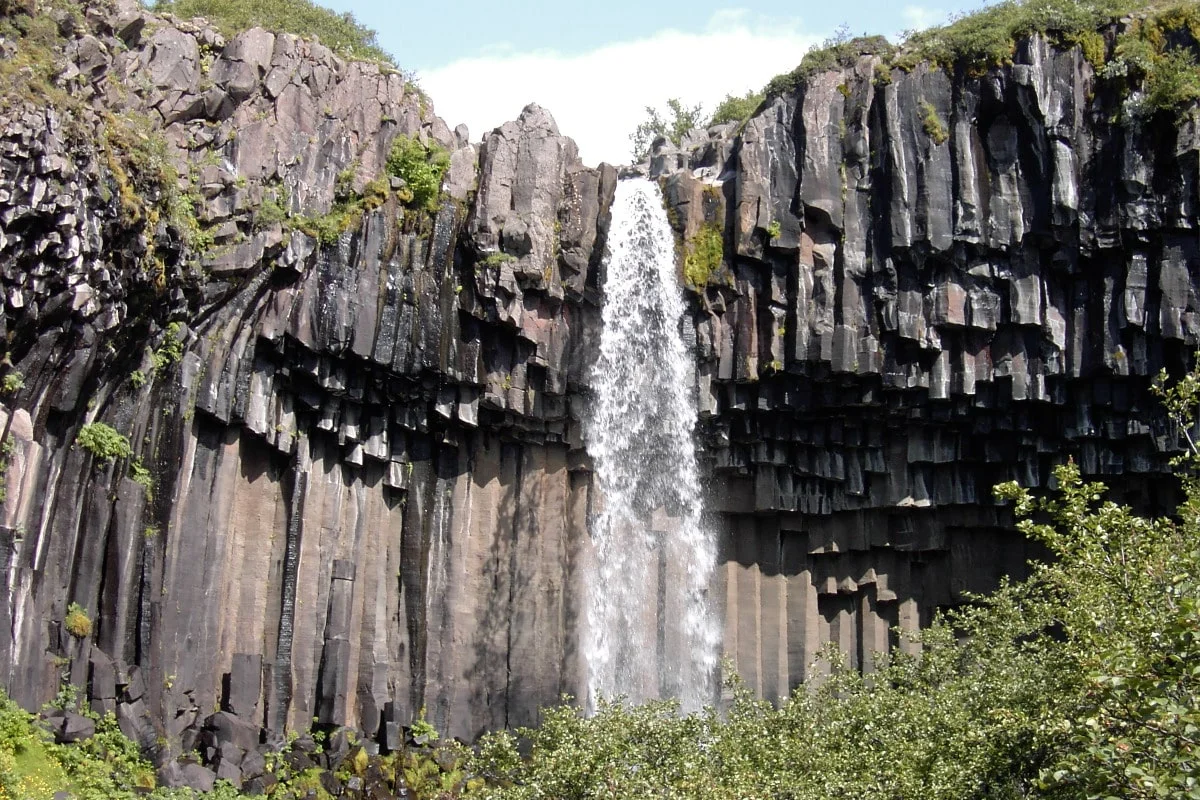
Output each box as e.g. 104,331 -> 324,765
0,0 -> 1196,761
0,4 -> 610,747
659,36 -> 1197,696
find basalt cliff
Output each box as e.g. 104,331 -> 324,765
0,0 -> 1196,776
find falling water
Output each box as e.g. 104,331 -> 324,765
583,178 -> 719,712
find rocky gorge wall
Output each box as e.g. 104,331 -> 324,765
0,0 -> 1197,767
660,31 -> 1199,700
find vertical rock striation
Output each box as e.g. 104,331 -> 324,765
0,3 -> 1197,759
661,35 -> 1199,694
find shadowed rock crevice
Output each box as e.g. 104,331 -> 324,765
1,2 -> 1198,773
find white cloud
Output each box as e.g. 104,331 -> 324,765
900,5 -> 943,33
420,11 -> 822,167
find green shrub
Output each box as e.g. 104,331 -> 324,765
921,100 -> 950,144
152,0 -> 394,65
295,200 -> 365,244
129,459 -> 154,499
1068,26 -> 1109,67
683,223 -> 723,288
63,603 -> 90,639
708,90 -> 765,126
0,690 -> 71,800
76,423 -> 132,462
482,252 -> 516,268
1105,7 -> 1200,115
150,322 -> 184,375
1,373 -> 24,394
765,28 -> 894,97
386,135 -> 449,211
629,98 -> 705,161
762,0 -> 1200,118
253,194 -> 289,230
1144,46 -> 1200,110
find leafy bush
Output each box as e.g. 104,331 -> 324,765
708,90 -> 765,126
921,100 -> 950,143
470,364 -> 1200,800
0,691 -> 70,800
482,252 -> 517,268
1144,46 -> 1200,110
150,322 -> 184,375
1104,6 -> 1200,115
762,1 -> 1200,117
76,423 -> 132,462
295,204 -> 357,244
151,0 -> 394,65
682,223 -> 723,288
386,135 -> 449,211
629,98 -> 705,162
253,194 -> 289,230
63,603 -> 91,639
765,27 -> 894,97
129,459 -> 154,498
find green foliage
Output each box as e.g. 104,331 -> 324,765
708,90 -> 764,126
253,194 -> 289,230
1090,4 -> 1200,115
471,361 -> 1200,800
765,26 -> 894,98
0,691 -> 70,800
130,459 -> 154,499
0,436 -> 12,506
1070,27 -> 1109,67
921,100 -> 950,143
630,98 -> 705,162
76,423 -> 132,462
891,0 -> 1131,73
294,201 -> 363,245
482,252 -> 517,267
410,707 -> 439,743
293,170 -> 394,243
763,1 -> 1200,118
63,603 -> 91,639
129,370 -> 146,389
150,322 -> 184,376
386,135 -> 450,211
334,165 -> 357,199
682,223 -> 723,288
766,220 -> 782,240
1,373 -> 24,394
151,0 -> 395,65
1143,46 -> 1200,110
100,111 -> 210,281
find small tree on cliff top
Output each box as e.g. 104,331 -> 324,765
629,98 -> 705,162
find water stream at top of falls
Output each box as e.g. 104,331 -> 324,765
583,178 -> 720,713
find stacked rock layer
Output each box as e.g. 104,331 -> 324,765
0,3 -> 1195,761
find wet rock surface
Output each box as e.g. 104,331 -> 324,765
0,1 -> 1197,755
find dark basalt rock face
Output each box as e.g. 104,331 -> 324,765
660,37 -> 1197,699
0,1 -> 1195,758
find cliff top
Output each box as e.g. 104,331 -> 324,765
766,0 -> 1200,118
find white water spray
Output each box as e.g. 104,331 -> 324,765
583,179 -> 719,712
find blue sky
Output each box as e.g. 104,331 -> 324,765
317,1 -> 988,165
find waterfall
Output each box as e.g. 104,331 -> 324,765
583,178 -> 719,712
